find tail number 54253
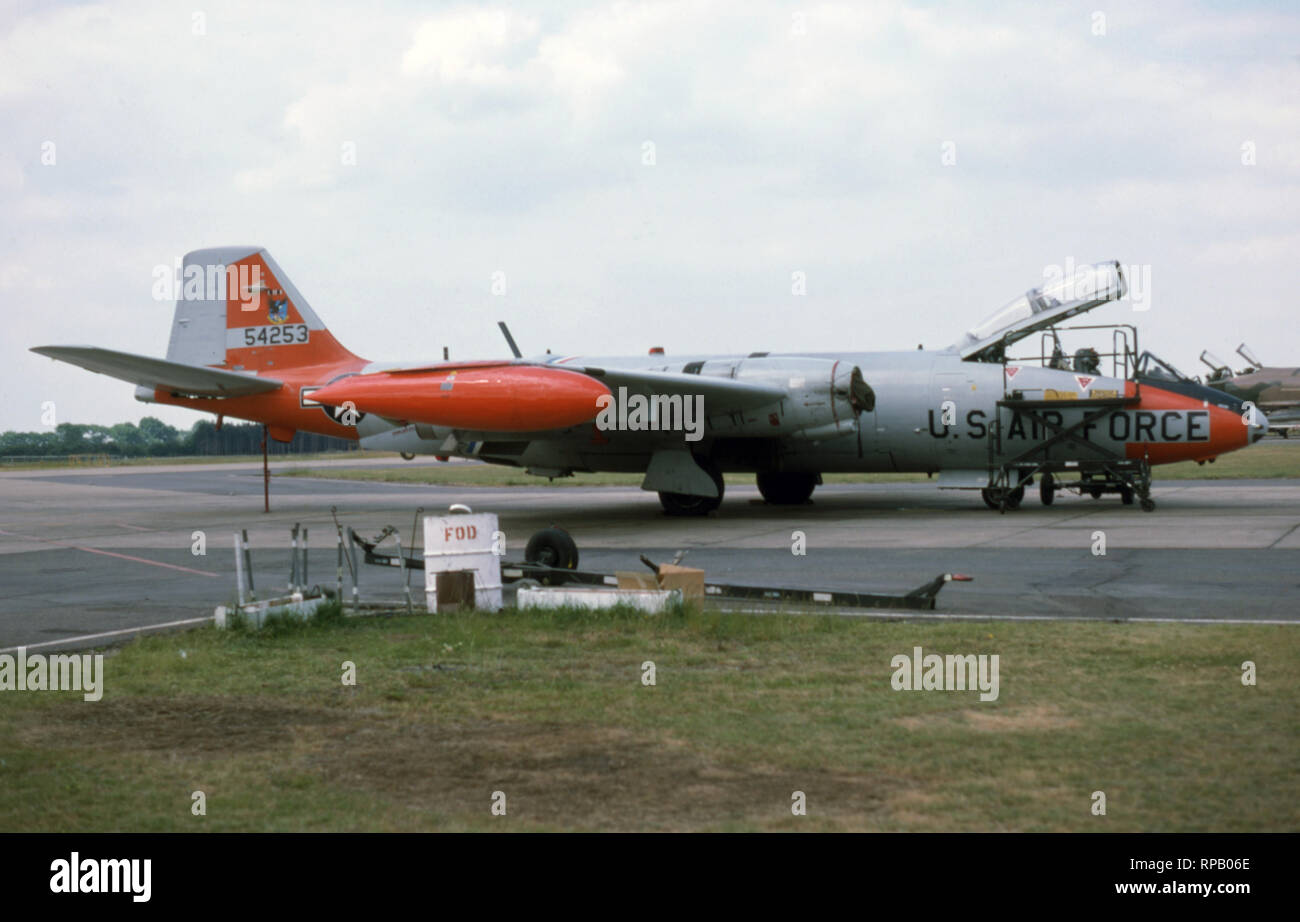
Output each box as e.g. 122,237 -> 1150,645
241,324 -> 309,346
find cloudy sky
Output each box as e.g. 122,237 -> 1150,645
2,0 -> 1297,431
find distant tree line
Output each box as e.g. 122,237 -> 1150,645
0,418 -> 357,459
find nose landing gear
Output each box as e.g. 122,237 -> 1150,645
981,485 -> 1025,511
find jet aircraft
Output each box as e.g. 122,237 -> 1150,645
33,248 -> 1267,514
1200,344 -> 1300,438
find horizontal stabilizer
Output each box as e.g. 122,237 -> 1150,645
31,346 -> 282,397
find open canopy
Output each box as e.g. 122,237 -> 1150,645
954,261 -> 1127,361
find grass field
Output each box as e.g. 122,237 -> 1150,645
2,605 -> 1295,832
1154,440 -> 1299,479
278,440 -> 1299,488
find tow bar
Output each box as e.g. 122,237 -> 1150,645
349,528 -> 971,612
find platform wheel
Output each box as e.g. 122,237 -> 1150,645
1039,473 -> 1056,506
1120,486 -> 1135,506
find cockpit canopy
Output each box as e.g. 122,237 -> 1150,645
1135,350 -> 1193,384
955,261 -> 1126,361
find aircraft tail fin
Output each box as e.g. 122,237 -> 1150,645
166,247 -> 364,373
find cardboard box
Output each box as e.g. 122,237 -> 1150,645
616,571 -> 659,591
654,563 -> 705,602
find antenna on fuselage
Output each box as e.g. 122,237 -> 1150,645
498,321 -> 523,359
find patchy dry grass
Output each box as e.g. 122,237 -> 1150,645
0,608 -> 1295,832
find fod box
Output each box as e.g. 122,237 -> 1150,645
424,513 -> 502,612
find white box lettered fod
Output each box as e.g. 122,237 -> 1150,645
423,513 -> 503,612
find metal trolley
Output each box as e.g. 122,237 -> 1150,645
981,323 -> 1156,513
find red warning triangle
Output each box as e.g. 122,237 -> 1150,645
1005,366 -> 1021,380
1075,375 -> 1095,391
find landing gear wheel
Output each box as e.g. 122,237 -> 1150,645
659,460 -> 725,517
756,471 -> 818,505
524,527 -> 579,573
658,492 -> 718,516
1139,497 -> 1156,512
1039,473 -> 1056,506
981,486 -> 1024,511
1120,486 -> 1135,506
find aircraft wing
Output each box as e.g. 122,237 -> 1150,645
563,364 -> 788,411
31,346 -> 283,397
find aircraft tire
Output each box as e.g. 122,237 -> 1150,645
1120,486 -> 1135,506
659,461 -> 724,516
981,486 -> 1024,510
524,527 -> 580,571
756,471 -> 818,505
1040,473 -> 1055,506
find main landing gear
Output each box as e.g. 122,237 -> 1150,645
756,471 -> 819,505
658,460 -> 726,516
657,468 -> 824,515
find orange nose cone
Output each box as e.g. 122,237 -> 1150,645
311,365 -> 610,432
1127,383 -> 1251,465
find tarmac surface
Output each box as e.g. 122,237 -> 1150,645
1,456 -> 1298,651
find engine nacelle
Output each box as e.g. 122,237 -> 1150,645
696,356 -> 873,440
